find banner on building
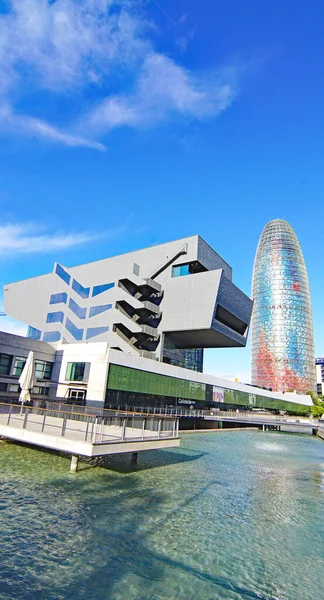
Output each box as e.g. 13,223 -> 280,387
212,386 -> 224,403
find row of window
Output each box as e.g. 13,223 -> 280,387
47,303 -> 112,323
0,357 -> 87,388
43,326 -> 109,342
55,264 -> 115,298
0,353 -> 53,380
0,382 -> 49,395
0,356 -> 86,384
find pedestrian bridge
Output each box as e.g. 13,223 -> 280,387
0,403 -> 180,469
105,403 -> 319,432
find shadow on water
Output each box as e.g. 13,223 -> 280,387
2,441 -> 207,474
0,442 -> 273,600
85,447 -> 207,473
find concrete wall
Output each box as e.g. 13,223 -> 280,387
55,342 -> 110,406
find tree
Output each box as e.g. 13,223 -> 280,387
310,397 -> 324,418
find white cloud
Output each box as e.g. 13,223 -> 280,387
0,0 -> 145,93
0,1 -> 242,148
88,53 -> 238,130
0,223 -> 97,255
2,104 -> 106,150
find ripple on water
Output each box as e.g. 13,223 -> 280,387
1,432 -> 324,600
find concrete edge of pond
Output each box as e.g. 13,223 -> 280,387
180,427 -> 258,434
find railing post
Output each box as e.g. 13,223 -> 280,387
85,418 -> 90,441
90,417 -> 96,442
142,418 -> 145,439
23,409 -> 29,429
7,405 -> 12,426
61,414 -> 67,437
41,412 -> 46,432
122,418 -> 126,441
172,419 -> 176,438
100,416 -> 104,442
158,418 -> 162,439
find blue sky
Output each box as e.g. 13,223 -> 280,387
0,0 -> 323,381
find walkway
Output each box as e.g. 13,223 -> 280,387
0,403 -> 180,461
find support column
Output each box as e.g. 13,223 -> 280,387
70,455 -> 79,472
131,452 -> 138,465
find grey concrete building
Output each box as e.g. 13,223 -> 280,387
4,235 -> 253,372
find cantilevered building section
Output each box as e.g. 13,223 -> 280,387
251,220 -> 316,393
4,235 -> 253,372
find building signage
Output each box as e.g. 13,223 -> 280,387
212,386 -> 224,403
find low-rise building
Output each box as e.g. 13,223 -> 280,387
315,357 -> 324,395
0,332 -> 313,415
0,332 -> 56,402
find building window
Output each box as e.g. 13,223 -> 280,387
86,326 -> 109,340
50,292 -> 68,305
0,382 -> 7,392
27,326 -> 41,340
65,318 -> 83,341
89,304 -> 112,318
35,360 -> 53,380
0,353 -> 13,376
92,283 -> 114,297
68,388 -> 86,402
46,311 -> 64,324
9,383 -> 19,392
43,331 -> 61,343
69,298 -> 86,319
55,264 -> 71,285
32,386 -> 49,395
13,357 -> 27,377
72,279 -> 90,299
65,362 -> 86,382
172,264 -> 190,278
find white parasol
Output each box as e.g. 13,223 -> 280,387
19,351 -> 36,415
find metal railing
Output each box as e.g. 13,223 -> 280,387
102,404 -> 317,424
0,403 -> 179,445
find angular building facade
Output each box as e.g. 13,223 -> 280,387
251,219 -> 316,393
4,235 -> 253,372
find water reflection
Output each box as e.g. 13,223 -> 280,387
1,431 -> 324,600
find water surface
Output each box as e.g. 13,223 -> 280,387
1,431 -> 324,600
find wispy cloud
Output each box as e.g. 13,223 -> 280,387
88,53 -> 239,130
23,117 -> 106,151
1,104 -> 106,150
0,223 -> 97,255
0,1 -> 243,149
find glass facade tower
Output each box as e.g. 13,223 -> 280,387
251,219 -> 315,393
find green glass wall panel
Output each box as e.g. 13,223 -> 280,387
223,389 -> 309,414
224,389 -> 250,406
107,364 -> 310,413
107,365 -> 206,401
